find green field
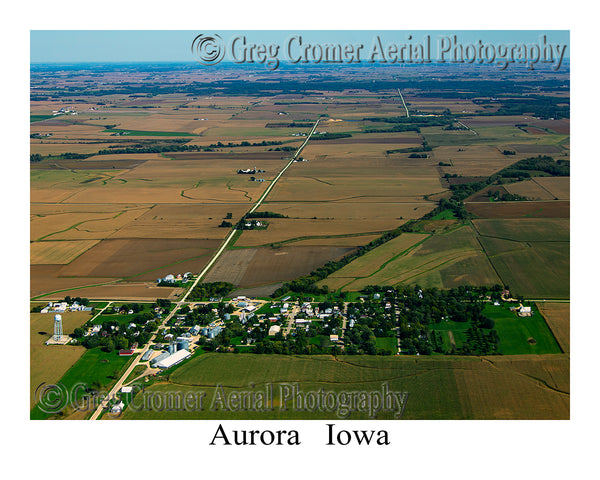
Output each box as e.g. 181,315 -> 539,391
30,114 -> 55,123
421,125 -> 564,148
431,209 -> 457,220
31,348 -> 134,420
475,219 -> 570,299
323,225 -> 500,291
431,304 -> 562,355
375,336 -> 397,353
122,353 -> 569,420
486,242 -> 569,299
482,304 -> 562,355
472,218 -> 570,243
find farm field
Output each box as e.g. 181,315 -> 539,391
203,245 -> 355,291
31,347 -> 135,419
122,353 -> 569,420
30,310 -> 93,408
472,218 -> 569,242
30,61 -> 569,422
466,201 -> 570,218
321,224 -> 501,291
480,240 -> 569,299
234,217 -> 418,247
531,177 -> 570,200
481,304 -> 562,355
536,302 -> 570,353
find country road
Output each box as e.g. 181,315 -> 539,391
89,118 -> 321,420
398,88 -> 409,118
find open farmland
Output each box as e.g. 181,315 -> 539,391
203,245 -> 355,291
536,302 -> 570,352
466,201 -> 570,218
531,177 -> 570,200
30,240 -> 101,264
123,353 -> 569,420
58,238 -> 219,280
31,60 -> 569,423
502,178 -> 559,200
432,145 -> 521,177
30,310 -> 92,408
321,224 -> 501,291
474,219 -> 569,299
472,218 -> 569,242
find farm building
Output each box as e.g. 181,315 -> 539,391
119,349 -> 135,356
190,325 -> 200,335
141,350 -> 153,362
518,305 -> 533,317
268,325 -> 281,336
154,349 -> 191,369
150,351 -> 170,366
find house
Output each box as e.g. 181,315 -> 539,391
111,401 -> 125,413
518,305 -> 532,317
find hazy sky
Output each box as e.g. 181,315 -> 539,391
31,30 -> 569,63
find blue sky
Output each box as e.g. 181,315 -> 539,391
30,30 -> 569,63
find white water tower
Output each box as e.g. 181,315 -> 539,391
53,314 -> 63,341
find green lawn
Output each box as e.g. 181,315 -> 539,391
375,336 -> 397,352
483,304 -> 562,355
431,320 -> 472,350
429,304 -> 561,355
254,302 -> 275,316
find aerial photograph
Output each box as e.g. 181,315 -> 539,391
30,30 -> 570,422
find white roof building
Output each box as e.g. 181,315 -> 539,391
155,349 -> 192,369
268,325 -> 281,336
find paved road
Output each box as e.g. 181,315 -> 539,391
88,303 -> 182,420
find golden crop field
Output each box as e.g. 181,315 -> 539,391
536,302 -> 570,353
30,240 -> 101,264
30,310 -> 91,408
503,178 -> 558,200
532,177 -> 570,200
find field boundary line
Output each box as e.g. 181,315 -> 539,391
180,118 -> 322,298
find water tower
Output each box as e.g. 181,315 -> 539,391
53,314 -> 63,341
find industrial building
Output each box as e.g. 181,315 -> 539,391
150,351 -> 170,366
154,349 -> 191,369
